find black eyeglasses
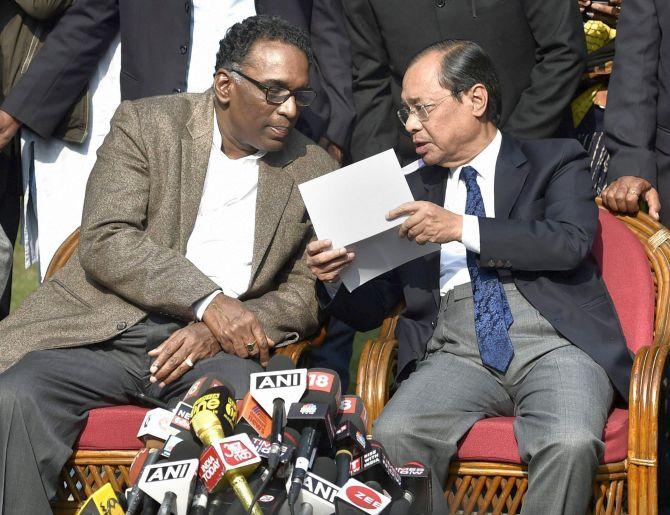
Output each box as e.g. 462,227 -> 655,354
230,69 -> 317,107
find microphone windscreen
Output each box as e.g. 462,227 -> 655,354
191,384 -> 238,436
337,395 -> 367,434
282,426 -> 300,447
312,456 -> 338,484
129,448 -> 151,486
303,368 -> 342,415
180,375 -> 229,405
166,433 -> 202,461
266,354 -> 296,372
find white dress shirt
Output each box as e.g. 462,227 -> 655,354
186,114 -> 265,319
439,129 -> 502,294
187,0 -> 256,92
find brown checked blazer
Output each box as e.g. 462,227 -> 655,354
0,89 -> 337,371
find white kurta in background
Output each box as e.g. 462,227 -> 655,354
21,0 -> 256,280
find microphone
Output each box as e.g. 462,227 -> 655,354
286,368 -> 342,510
334,478 -> 392,514
287,456 -> 339,515
190,383 -> 239,440
126,448 -> 163,515
235,422 -> 299,477
393,461 -> 432,515
137,407 -> 179,447
188,479 -> 209,515
349,441 -> 403,500
334,395 -> 369,486
74,483 -> 126,514
237,391 -> 273,438
250,355 -> 307,478
197,432 -> 263,515
169,374 -> 228,431
191,388 -> 261,515
137,458 -> 199,515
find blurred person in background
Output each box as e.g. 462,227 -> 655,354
601,0 -> 669,223
0,0 -> 75,318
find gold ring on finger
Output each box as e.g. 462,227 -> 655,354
628,189 -> 639,196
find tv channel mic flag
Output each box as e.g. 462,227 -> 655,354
349,441 -> 403,500
335,395 -> 369,486
137,458 -> 199,515
335,478 -> 392,515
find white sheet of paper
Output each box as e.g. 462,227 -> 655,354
299,150 -> 439,291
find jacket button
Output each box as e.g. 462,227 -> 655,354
435,0 -> 446,6
431,321 -> 437,328
180,44 -> 188,55
185,1 -> 190,12
116,322 -> 127,331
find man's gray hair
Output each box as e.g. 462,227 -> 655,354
411,40 -> 502,126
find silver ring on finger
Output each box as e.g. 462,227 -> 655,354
184,357 -> 194,368
246,341 -> 256,353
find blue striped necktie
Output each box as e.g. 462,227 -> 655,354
459,165 -> 514,373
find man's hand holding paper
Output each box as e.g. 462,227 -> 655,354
298,150 -> 440,291
388,201 -> 463,245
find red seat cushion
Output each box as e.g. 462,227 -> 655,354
455,210 -> 651,466
456,408 -> 628,464
75,406 -> 149,450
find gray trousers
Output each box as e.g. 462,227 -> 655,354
373,282 -> 614,515
0,225 -> 11,307
0,315 -> 262,514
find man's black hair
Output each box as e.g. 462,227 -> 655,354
215,15 -> 312,72
411,40 -> 502,126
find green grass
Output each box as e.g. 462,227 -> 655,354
10,241 -> 39,313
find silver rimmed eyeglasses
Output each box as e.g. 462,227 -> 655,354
397,95 -> 451,125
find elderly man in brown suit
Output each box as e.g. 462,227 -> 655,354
0,15 -> 336,514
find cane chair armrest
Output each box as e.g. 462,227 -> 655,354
627,343 -> 670,514
356,335 -> 399,433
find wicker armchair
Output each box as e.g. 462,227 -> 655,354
45,228 -> 324,514
355,201 -> 670,514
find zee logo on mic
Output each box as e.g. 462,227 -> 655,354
347,485 -> 384,510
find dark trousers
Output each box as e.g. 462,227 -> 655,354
0,315 -> 262,514
657,149 -> 670,225
309,316 -> 355,392
0,138 -> 21,320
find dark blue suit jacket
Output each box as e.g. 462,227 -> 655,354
320,135 -> 632,400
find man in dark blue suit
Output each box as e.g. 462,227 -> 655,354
307,40 -> 631,514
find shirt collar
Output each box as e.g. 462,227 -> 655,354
212,112 -> 267,162
451,129 -> 502,181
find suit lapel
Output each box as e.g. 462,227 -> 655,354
249,149 -> 296,284
407,164 -> 447,309
494,135 -> 530,219
179,91 -> 214,252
